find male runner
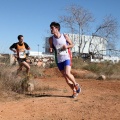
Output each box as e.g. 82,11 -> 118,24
49,22 -> 81,98
9,35 -> 30,76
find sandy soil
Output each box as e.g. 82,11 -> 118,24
0,68 -> 120,120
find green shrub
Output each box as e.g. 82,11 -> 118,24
83,63 -> 101,74
72,57 -> 87,69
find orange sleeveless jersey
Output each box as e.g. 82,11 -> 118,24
16,43 -> 26,58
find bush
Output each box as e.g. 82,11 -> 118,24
72,57 -> 87,69
83,61 -> 120,77
83,63 -> 101,74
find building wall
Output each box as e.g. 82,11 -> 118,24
29,51 -> 43,57
45,34 -> 107,55
91,56 -> 120,63
45,37 -> 50,53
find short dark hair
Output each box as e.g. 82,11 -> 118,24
17,35 -> 23,40
50,22 -> 60,31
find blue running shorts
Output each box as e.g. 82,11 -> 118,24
57,59 -> 71,71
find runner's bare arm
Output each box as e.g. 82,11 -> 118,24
49,37 -> 53,53
63,34 -> 74,49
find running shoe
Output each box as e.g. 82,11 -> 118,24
75,84 -> 81,93
72,91 -> 78,98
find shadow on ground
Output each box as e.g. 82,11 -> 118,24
26,93 -> 72,98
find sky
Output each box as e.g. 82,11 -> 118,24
0,0 -> 120,53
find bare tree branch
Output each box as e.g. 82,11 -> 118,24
95,15 -> 119,39
59,5 -> 119,58
59,4 -> 94,55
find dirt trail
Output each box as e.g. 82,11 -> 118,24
0,68 -> 120,120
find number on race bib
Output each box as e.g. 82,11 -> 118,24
19,51 -> 26,58
57,47 -> 68,55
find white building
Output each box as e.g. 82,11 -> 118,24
29,51 -> 43,57
28,51 -> 54,58
67,34 -> 107,55
45,34 -> 107,56
91,56 -> 120,63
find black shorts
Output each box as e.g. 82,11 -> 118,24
17,58 -> 26,64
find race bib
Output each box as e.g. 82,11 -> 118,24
19,51 -> 26,58
56,46 -> 68,55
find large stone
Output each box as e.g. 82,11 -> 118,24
97,75 -> 106,80
27,82 -> 35,92
21,79 -> 35,93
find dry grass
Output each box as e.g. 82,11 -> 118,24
0,65 -> 44,92
72,58 -> 120,80
30,65 -> 45,78
72,57 -> 88,69
0,65 -> 27,101
48,58 -> 120,80
83,61 -> 120,79
0,58 -> 120,101
0,64 -> 58,101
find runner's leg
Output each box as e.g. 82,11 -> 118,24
57,60 -> 78,90
60,70 -> 78,97
22,61 -> 30,76
60,70 -> 75,90
64,64 -> 80,93
64,65 -> 77,86
16,60 -> 23,75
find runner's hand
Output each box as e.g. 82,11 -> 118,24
62,45 -> 68,50
49,48 -> 53,53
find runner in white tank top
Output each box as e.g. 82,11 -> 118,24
49,22 -> 81,98
52,34 -> 71,63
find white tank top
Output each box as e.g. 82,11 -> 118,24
53,34 -> 70,63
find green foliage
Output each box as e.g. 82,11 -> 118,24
83,63 -> 101,74
48,57 -> 120,79
83,61 -> 120,76
72,58 -> 120,79
72,57 -> 87,69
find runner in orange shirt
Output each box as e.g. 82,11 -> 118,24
9,35 -> 30,76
